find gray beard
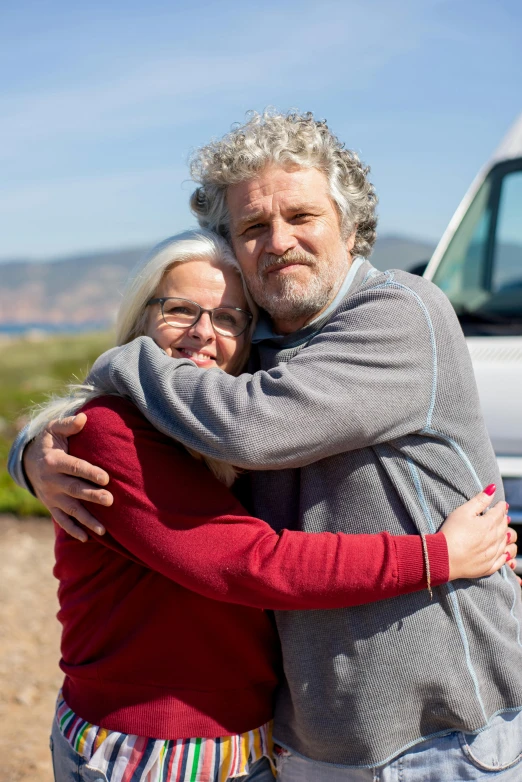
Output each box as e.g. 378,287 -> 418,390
247,251 -> 346,323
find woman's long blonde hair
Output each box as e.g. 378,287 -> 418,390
27,230 -> 257,486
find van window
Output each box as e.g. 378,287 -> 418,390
431,163 -> 522,325
430,178 -> 492,311
493,170 -> 522,295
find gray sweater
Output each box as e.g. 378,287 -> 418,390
9,262 -> 522,766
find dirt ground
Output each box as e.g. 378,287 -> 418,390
0,515 -> 62,782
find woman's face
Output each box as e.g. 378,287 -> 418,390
146,258 -> 250,374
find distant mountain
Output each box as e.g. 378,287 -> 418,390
370,235 -> 436,272
0,235 -> 436,328
0,247 -> 147,328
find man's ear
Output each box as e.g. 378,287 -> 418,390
345,229 -> 357,256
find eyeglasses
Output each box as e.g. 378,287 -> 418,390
147,297 -> 252,337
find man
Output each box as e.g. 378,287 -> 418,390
10,110 -> 522,779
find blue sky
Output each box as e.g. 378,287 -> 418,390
1,0 -> 521,260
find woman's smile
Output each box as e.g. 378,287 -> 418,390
172,346 -> 217,367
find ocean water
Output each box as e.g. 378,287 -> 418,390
0,322 -> 110,335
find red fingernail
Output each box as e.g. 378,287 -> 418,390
506,552 -> 512,562
508,516 -> 512,523
507,531 -> 512,543
506,503 -> 510,510
483,484 -> 496,496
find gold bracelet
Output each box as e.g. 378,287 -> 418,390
420,533 -> 433,600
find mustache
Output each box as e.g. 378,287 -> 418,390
258,251 -> 316,275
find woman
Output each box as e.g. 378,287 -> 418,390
24,230 -> 512,782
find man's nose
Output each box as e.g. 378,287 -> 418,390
265,221 -> 298,256
187,312 -> 215,342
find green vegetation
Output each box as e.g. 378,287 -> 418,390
0,331 -> 114,516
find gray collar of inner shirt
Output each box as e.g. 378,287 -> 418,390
251,256 -> 366,349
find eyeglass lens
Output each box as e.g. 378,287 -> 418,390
161,299 -> 249,336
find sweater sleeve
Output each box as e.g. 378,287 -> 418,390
7,424 -> 34,494
88,283 -> 436,471
69,397 -> 449,611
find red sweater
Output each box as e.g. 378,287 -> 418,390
55,396 -> 449,739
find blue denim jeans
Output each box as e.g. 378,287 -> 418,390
275,710 -> 522,781
50,717 -> 106,782
49,717 -> 275,781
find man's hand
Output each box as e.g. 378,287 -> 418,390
441,487 -> 518,582
23,413 -> 113,542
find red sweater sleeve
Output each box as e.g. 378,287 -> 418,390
70,397 -> 449,610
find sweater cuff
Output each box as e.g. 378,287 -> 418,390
7,424 -> 36,496
395,532 -> 449,591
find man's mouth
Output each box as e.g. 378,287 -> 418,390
266,262 -> 305,275
263,257 -> 315,278
260,253 -> 315,278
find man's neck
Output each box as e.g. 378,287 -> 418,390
272,313 -> 315,335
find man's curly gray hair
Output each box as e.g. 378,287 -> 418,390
189,110 -> 378,258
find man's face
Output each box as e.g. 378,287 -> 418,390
227,164 -> 355,333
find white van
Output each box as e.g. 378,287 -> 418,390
424,114 -> 522,572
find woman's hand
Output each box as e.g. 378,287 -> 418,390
441,486 -> 517,581
23,413 -> 112,541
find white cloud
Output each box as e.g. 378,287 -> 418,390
0,166 -> 194,258
0,0 -> 446,155
1,0 -> 464,256
0,167 -> 185,210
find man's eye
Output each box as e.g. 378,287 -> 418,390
244,223 -> 265,234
